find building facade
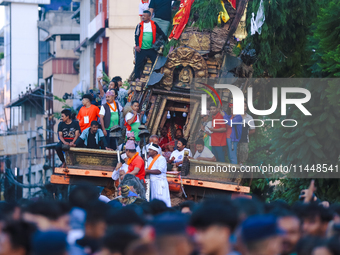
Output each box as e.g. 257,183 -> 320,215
1,2 -> 80,199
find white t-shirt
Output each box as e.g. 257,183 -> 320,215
99,101 -> 123,116
170,148 -> 192,167
143,21 -> 152,32
125,112 -> 140,136
139,1 -> 150,16
194,146 -> 215,159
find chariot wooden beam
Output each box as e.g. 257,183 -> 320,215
152,97 -> 167,135
54,167 -> 112,178
165,107 -> 189,112
166,177 -> 250,193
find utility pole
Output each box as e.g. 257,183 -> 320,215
28,127 -> 32,197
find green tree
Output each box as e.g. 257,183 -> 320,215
245,0 -> 319,77
308,0 -> 340,77
267,0 -> 340,203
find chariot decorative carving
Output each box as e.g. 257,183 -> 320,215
161,47 -> 208,90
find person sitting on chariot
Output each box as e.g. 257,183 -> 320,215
75,121 -> 112,150
142,135 -> 162,158
168,138 -> 192,167
193,139 -> 216,162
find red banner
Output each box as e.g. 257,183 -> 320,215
168,0 -> 195,40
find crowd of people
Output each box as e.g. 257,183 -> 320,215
1,184 -> 340,255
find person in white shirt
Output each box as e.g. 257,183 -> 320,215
124,101 -> 141,142
168,138 -> 192,167
193,139 -> 216,162
99,89 -> 123,150
142,135 -> 162,157
145,143 -> 171,207
112,153 -> 129,182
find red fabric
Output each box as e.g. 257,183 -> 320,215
77,105 -> 100,132
169,0 -> 195,40
124,114 -> 137,131
159,136 -> 169,149
127,155 -> 146,181
138,20 -> 157,48
211,112 -> 227,146
227,0 -> 236,9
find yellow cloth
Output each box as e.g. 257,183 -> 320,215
218,0 -> 230,25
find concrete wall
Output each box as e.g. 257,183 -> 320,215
10,3 -> 39,126
106,0 -> 140,80
39,10 -> 80,37
52,73 -> 79,113
13,114 -> 47,198
78,0 -> 95,90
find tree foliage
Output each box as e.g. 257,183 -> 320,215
245,0 -> 319,77
245,0 -> 340,203
188,0 -> 224,30
308,1 -> 340,77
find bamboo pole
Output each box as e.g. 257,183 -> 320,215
152,97 -> 167,135
184,101 -> 199,139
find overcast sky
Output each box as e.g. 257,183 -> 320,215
0,6 -> 4,30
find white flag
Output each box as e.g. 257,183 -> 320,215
251,0 -> 266,35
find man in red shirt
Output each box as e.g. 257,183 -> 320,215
77,94 -> 100,132
208,103 -> 227,162
125,140 -> 146,182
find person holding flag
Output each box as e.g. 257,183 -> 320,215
145,143 -> 171,207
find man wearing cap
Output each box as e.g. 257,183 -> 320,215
134,10 -> 167,81
168,137 -> 192,167
125,140 -> 146,182
99,89 -> 123,150
77,93 -> 100,132
145,143 -> 171,207
118,133 -> 142,154
142,135 -> 162,158
112,153 -> 129,182
241,215 -> 284,255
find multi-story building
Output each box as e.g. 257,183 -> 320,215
0,0 -> 50,128
1,2 -> 80,199
0,28 -> 6,133
72,0 -> 139,89
72,0 -> 95,92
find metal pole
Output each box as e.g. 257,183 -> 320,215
28,127 -> 32,198
14,167 -> 17,201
